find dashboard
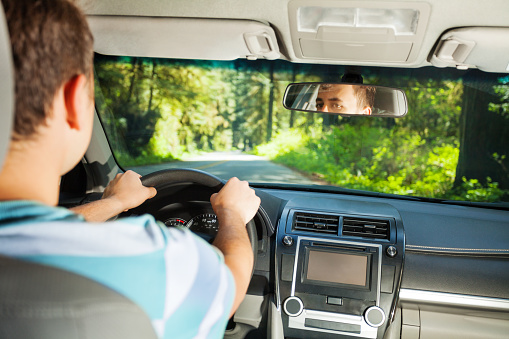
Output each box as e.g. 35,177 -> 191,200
105,182 -> 509,339
258,188 -> 509,339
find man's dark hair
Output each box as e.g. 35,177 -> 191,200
354,86 -> 376,110
2,0 -> 94,139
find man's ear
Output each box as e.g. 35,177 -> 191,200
63,74 -> 89,130
362,106 -> 372,115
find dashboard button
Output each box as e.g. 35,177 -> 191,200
326,296 -> 343,306
284,297 -> 303,317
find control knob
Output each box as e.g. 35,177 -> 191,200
364,306 -> 386,328
283,297 -> 303,317
386,245 -> 398,258
282,235 -> 294,247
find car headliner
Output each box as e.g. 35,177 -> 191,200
79,0 -> 509,72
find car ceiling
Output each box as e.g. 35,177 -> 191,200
80,0 -> 509,72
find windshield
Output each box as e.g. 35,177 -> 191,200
94,54 -> 509,204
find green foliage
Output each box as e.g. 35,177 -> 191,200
255,128 -> 308,159
95,55 -> 508,203
446,177 -> 509,202
94,58 -> 161,157
256,125 -> 505,202
400,80 -> 463,139
489,76 -> 509,119
95,56 -> 321,162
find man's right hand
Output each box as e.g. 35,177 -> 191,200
210,177 -> 261,317
210,177 -> 260,228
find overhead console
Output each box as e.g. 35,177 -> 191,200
275,200 -> 404,338
288,0 -> 430,64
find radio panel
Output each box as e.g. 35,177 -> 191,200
276,209 -> 404,339
285,238 -> 383,338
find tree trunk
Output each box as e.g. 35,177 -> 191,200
146,60 -> 157,113
266,63 -> 275,142
125,58 -> 139,104
454,79 -> 509,189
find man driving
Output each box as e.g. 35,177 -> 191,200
0,0 -> 260,337
316,84 -> 376,115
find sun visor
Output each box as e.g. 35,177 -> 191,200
87,16 -> 280,60
430,27 -> 509,73
288,0 -> 430,64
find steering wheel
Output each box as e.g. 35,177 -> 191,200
130,168 -> 258,267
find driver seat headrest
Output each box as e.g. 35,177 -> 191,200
0,0 -> 14,171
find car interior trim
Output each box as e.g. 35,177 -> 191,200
405,244 -> 509,256
287,309 -> 377,338
84,111 -> 120,190
399,289 -> 509,311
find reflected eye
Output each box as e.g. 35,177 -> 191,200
316,103 -> 324,109
332,104 -> 343,110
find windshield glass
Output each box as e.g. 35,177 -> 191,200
94,54 -> 509,204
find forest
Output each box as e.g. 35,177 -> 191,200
94,54 -> 509,203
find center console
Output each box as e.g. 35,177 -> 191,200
276,208 -> 404,339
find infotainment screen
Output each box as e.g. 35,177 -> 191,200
306,250 -> 368,287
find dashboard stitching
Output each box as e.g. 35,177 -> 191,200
406,244 -> 509,252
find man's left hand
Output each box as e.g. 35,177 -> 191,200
102,170 -> 157,212
70,170 -> 157,222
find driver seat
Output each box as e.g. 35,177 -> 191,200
0,3 -> 157,338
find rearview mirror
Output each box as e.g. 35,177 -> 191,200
283,83 -> 408,117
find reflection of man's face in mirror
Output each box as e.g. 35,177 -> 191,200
316,84 -> 375,115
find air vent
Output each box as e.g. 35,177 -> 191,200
293,212 -> 339,234
342,217 -> 390,240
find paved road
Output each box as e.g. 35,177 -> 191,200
129,150 -> 319,185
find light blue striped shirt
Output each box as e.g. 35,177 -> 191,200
0,200 -> 235,339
